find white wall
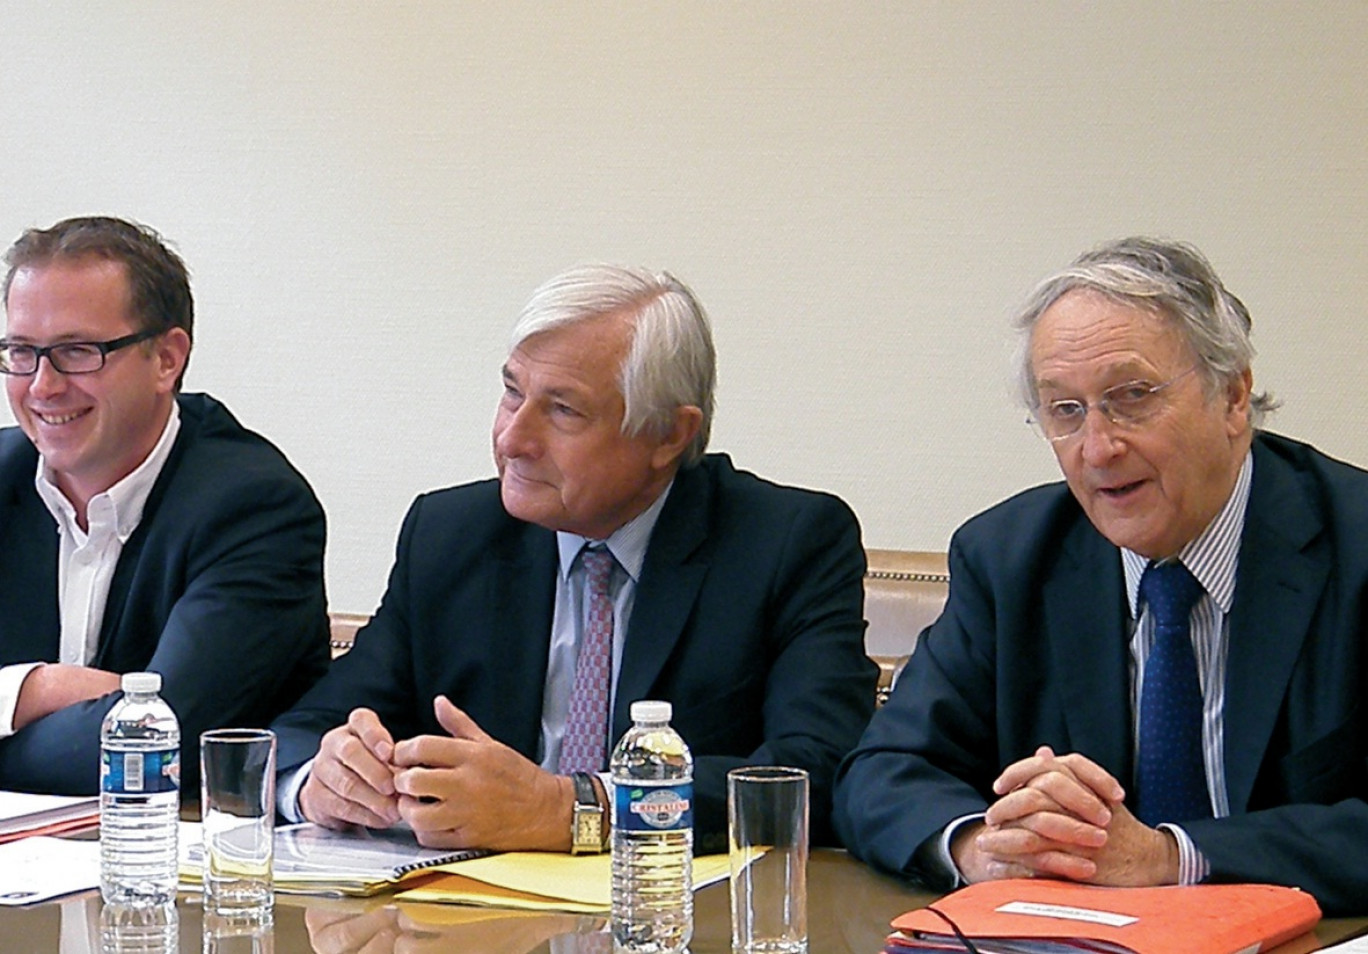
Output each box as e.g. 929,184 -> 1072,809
2,2 -> 1364,614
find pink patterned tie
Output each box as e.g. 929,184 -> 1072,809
559,547 -> 616,774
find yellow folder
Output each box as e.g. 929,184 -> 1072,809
395,851 -> 732,914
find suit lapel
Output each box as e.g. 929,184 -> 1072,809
0,470 -> 61,663
488,522 -> 559,757
92,397 -> 197,670
93,528 -> 145,670
612,465 -> 710,739
1222,443 -> 1328,812
1044,520 -> 1133,782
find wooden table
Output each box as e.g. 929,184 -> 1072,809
3,850 -> 1363,952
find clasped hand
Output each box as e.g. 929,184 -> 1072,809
298,695 -> 574,851
951,745 -> 1179,887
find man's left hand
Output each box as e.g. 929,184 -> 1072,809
1072,798 -> 1181,887
390,696 -> 575,851
976,746 -> 1180,886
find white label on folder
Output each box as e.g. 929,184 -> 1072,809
996,901 -> 1139,928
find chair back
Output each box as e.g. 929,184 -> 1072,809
863,548 -> 950,705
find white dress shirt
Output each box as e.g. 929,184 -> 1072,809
1120,449 -> 1252,883
0,403 -> 180,737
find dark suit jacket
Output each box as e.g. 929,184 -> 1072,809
0,393 -> 331,794
273,453 -> 875,849
833,432 -> 1368,915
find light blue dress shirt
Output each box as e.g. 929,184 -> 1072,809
279,481 -> 674,820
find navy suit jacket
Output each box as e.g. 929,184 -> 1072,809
834,432 -> 1368,916
273,453 -> 876,849
0,393 -> 331,794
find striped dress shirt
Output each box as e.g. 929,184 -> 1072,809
938,451 -> 1254,887
1122,449 -> 1253,884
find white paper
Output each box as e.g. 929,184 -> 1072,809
995,900 -> 1139,928
0,836 -> 99,905
179,820 -> 484,890
0,791 -> 98,835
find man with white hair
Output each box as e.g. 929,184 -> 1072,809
273,263 -> 875,854
835,237 -> 1368,915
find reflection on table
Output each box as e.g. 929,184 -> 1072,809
7,850 -> 1366,953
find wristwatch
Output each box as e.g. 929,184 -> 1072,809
570,772 -> 607,855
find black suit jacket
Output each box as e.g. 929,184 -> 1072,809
833,432 -> 1368,915
273,453 -> 875,849
0,393 -> 330,794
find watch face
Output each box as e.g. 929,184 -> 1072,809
571,774 -> 605,852
574,806 -> 604,852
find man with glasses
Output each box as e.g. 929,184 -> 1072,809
834,237 -> 1368,915
0,216 -> 329,793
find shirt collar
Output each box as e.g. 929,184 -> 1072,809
34,401 -> 182,543
1122,449 -> 1252,618
556,478 -> 675,584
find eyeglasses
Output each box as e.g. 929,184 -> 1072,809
1029,366 -> 1198,443
0,329 -> 160,376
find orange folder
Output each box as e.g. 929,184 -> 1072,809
887,879 -> 1320,954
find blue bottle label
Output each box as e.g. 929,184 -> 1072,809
101,747 -> 180,795
614,780 -> 693,832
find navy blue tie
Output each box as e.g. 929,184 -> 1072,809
1135,560 -> 1212,826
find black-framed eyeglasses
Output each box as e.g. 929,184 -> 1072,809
0,329 -> 160,376
1028,366 -> 1198,443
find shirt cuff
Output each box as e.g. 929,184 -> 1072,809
0,663 -> 44,738
1159,823 -> 1211,884
277,758 -> 314,823
935,813 -> 986,886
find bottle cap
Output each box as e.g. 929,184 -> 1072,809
630,700 -> 671,723
121,671 -> 162,694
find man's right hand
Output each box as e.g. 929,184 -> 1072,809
298,708 -> 402,829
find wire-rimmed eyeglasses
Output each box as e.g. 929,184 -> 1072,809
1028,366 -> 1199,443
0,329 -> 160,376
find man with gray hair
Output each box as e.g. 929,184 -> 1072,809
273,263 -> 875,854
835,237 -> 1368,914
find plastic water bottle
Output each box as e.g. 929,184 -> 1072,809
610,699 -> 693,954
100,671 -> 181,905
99,901 -> 178,954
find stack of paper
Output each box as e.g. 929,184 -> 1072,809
183,821 -> 731,914
396,851 -> 733,914
180,822 -> 485,896
0,791 -> 99,843
886,880 -> 1321,954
